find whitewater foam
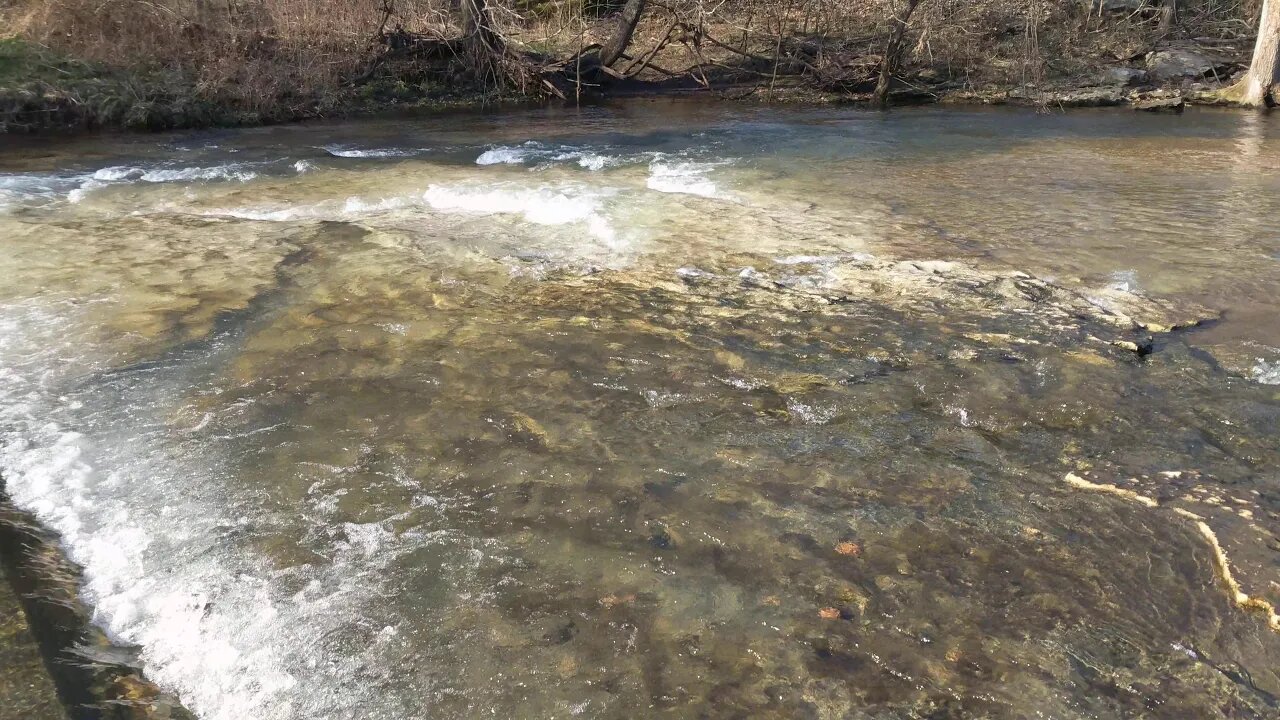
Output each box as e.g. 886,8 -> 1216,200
423,183 -> 619,243
82,164 -> 262,184
1253,358 -> 1280,385
0,298 -> 458,720
322,145 -> 419,158
93,166 -> 146,181
1106,269 -> 1140,293
476,143 -> 539,166
140,165 -> 259,183
646,159 -> 724,198
476,142 -> 632,171
0,172 -> 94,211
202,181 -> 623,246
204,194 -> 416,222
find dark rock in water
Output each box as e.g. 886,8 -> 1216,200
0,491 -> 195,720
1104,67 -> 1149,86
643,474 -> 687,499
648,522 -> 675,550
542,619 -> 578,645
0,565 -> 65,720
1146,48 -> 1225,82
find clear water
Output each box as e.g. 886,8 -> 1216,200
1,101 -> 1279,719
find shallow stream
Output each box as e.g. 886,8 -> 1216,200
1,101 -> 1279,719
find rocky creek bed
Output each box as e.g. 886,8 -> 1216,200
3,246 -> 1279,718
1,103 -> 1278,719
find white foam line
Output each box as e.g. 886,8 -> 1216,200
0,299 -> 449,719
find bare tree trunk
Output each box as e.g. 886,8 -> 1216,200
460,0 -> 507,87
1233,0 -> 1280,106
600,0 -> 648,68
1158,0 -> 1177,33
873,0 -> 922,107
462,0 -> 502,55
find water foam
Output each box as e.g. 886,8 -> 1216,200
476,143 -> 538,166
476,142 -> 629,171
93,166 -> 146,181
423,183 -> 618,243
203,194 -> 416,222
1253,358 -> 1280,385
82,164 -> 262,184
1106,269 -> 1140,293
139,165 -> 259,183
322,145 -> 419,158
646,159 -> 724,198
0,172 -> 94,211
202,180 -> 622,245
24,163 -> 263,206
0,298 -> 466,720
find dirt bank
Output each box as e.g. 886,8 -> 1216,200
0,0 -> 1269,133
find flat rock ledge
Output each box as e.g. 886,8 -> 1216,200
556,255 -> 1220,354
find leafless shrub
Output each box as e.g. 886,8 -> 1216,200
1,0 -> 1262,117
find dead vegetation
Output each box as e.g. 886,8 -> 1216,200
0,0 -> 1270,130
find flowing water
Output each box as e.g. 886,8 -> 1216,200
1,101 -> 1279,719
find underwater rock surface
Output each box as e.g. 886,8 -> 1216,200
1,104 -> 1278,719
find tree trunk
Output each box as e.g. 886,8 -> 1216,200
600,0 -> 648,68
461,0 -> 501,55
1158,0 -> 1177,33
1235,0 -> 1280,106
460,0 -> 507,87
873,0 -> 922,107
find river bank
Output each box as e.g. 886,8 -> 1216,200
1,0 -> 1269,133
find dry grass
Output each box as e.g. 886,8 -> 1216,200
0,0 -> 1265,128
5,0 -> 467,119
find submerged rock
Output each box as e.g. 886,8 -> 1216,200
0,492 -> 194,720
